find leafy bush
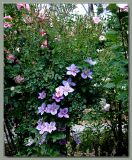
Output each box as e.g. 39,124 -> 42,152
4,3 -> 128,157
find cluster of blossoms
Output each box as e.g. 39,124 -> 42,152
4,4 -> 30,28
36,121 -> 56,134
36,57 -> 96,144
4,15 -> 13,28
39,29 -> 48,49
38,101 -> 69,118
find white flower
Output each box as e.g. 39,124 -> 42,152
116,4 -> 128,9
103,103 -> 110,111
25,138 -> 34,146
16,48 -> 20,52
99,35 -> 106,41
96,49 -> 104,53
10,86 -> 15,91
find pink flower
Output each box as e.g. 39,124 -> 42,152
16,3 -> 25,10
14,75 -> 24,84
61,82 -> 74,96
23,16 -> 32,24
55,86 -> 64,97
93,16 -> 101,24
40,30 -> 46,36
38,13 -> 45,21
25,4 -> 30,11
4,49 -> 10,54
14,30 -> 17,34
6,54 -> 15,61
4,15 -> 12,21
117,4 -> 128,12
4,22 -> 12,28
41,40 -> 48,48
16,3 -> 30,11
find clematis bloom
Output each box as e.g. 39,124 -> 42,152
38,103 -> 47,115
62,78 -> 76,87
84,58 -> 96,65
52,94 -> 64,102
38,91 -> 46,99
81,69 -> 93,79
58,108 -> 69,118
45,122 -> 56,133
66,64 -> 80,77
62,82 -> 74,96
46,102 -> 60,115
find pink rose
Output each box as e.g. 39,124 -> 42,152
25,4 -> 30,11
4,22 -> 12,28
6,54 -> 15,61
93,16 -> 101,24
16,3 -> 30,11
40,30 -> 46,36
41,40 -> 48,48
4,15 -> 12,20
16,3 -> 25,10
14,75 -> 24,84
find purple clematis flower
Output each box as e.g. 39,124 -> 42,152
38,103 -> 46,115
81,69 -> 93,79
62,82 -> 74,96
36,121 -> 56,134
66,64 -> 80,76
46,102 -> 60,115
36,122 -> 47,135
62,78 -> 76,87
84,58 -> 96,65
52,94 -> 64,102
45,122 -> 56,133
55,86 -> 64,97
72,132 -> 81,144
38,91 -> 46,99
38,132 -> 48,145
58,108 -> 69,118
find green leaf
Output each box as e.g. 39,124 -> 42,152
104,83 -> 115,88
107,4 -> 118,13
51,132 -> 66,142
